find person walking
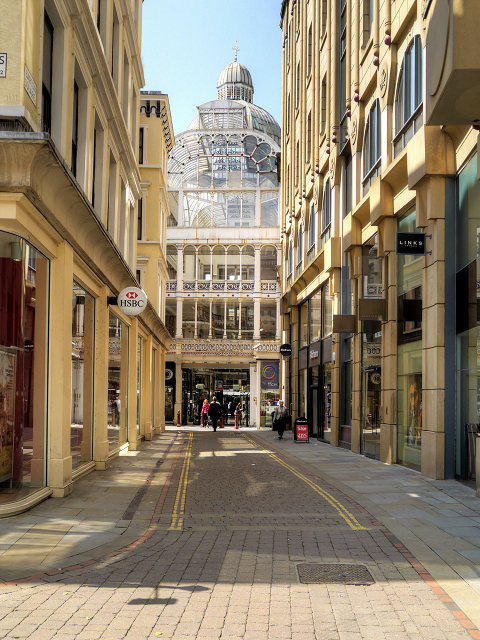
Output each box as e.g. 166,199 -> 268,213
223,401 -> 229,425
201,398 -> 210,427
235,402 -> 243,427
208,396 -> 222,432
273,400 -> 288,440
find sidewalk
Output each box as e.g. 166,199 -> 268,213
253,427 -> 480,628
1,425 -> 480,629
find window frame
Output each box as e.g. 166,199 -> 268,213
362,99 -> 381,195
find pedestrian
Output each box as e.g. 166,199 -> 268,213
208,396 -> 222,432
201,398 -> 210,427
236,402 -> 243,427
223,401 -> 229,425
273,400 -> 288,440
229,400 -> 234,419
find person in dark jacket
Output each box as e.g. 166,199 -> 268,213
208,396 -> 222,432
273,400 -> 288,440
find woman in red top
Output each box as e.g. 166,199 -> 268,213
201,399 -> 210,427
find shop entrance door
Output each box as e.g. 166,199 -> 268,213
362,366 -> 381,459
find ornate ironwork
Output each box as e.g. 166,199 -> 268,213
241,282 -> 254,291
197,282 -> 211,291
261,282 -> 278,292
212,282 -> 225,291
166,282 -> 177,291
226,282 -> 240,291
183,282 -> 196,291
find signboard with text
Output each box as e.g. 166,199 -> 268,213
396,232 -> 426,256
260,361 -> 279,390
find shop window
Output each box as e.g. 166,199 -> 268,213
0,234 -> 49,503
137,336 -> 142,435
310,291 -> 321,343
321,179 -> 332,247
261,245 -> 277,280
394,36 -> 423,157
71,282 -> 94,471
260,301 -> 276,340
363,100 -> 381,196
108,313 -> 128,452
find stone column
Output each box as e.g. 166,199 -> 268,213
94,285 -> 110,470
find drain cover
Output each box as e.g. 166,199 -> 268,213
297,563 -> 375,585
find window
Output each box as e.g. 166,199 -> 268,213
42,11 -> 54,134
363,0 -> 374,45
183,245 -> 196,280
286,165 -> 290,206
296,62 -> 300,108
321,179 -> 332,247
339,0 -> 348,146
306,112 -> 312,164
321,75 -> 327,135
261,245 -> 277,280
322,0 -> 327,35
137,196 -> 143,240
363,99 -> 381,195
286,94 -> 290,135
307,24 -> 313,77
287,239 -> 293,286
344,153 -> 352,217
394,36 -> 423,157
92,113 -> 104,213
307,201 -> 316,263
295,141 -> 299,186
139,127 -> 144,164
296,224 -> 303,277
71,80 -> 79,177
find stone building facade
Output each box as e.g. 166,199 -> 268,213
279,0 -> 480,481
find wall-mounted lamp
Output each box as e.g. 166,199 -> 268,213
10,242 -> 22,262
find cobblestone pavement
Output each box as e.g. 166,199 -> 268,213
0,429 -> 479,639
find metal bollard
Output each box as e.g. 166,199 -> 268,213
220,413 -> 224,428
234,412 -> 239,429
201,413 -> 204,427
177,410 -> 181,427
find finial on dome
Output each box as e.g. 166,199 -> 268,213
233,39 -> 240,62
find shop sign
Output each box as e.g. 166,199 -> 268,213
298,347 -> 308,370
117,287 -> 147,316
260,361 -> 279,390
0,54 -> 6,78
363,343 -> 381,358
359,298 -> 386,320
396,232 -> 426,256
332,314 -> 356,333
24,65 -> 36,105
279,343 -> 293,357
309,344 -> 321,367
295,418 -> 309,442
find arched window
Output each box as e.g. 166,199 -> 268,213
363,99 -> 381,196
394,36 -> 423,157
321,179 -> 332,247
227,245 -> 240,280
183,245 -> 196,280
212,245 -> 225,280
197,246 -> 211,280
166,245 -> 177,280
241,245 -> 255,280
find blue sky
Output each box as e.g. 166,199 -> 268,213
141,0 -> 283,136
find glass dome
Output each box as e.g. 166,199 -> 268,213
217,61 -> 254,103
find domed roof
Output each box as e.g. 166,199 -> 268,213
217,61 -> 253,90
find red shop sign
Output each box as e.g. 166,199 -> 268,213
295,422 -> 309,442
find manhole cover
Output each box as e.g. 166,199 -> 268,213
297,563 -> 375,585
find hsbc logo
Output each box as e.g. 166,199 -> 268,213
116,287 -> 148,316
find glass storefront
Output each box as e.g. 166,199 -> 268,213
397,209 -> 422,471
71,282 -> 94,470
137,336 -> 142,435
0,232 -> 49,503
108,312 -> 128,451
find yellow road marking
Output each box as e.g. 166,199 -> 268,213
169,432 -> 193,530
242,434 -> 369,531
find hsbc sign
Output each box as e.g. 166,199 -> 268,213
117,287 -> 148,316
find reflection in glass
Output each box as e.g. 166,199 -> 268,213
310,292 -> 321,343
0,233 -> 49,502
300,303 -> 308,347
261,245 -> 277,280
397,341 -> 422,470
108,313 -> 128,452
226,300 -> 239,339
197,301 -> 210,339
71,282 -> 94,470
182,301 -> 195,338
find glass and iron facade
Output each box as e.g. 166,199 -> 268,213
166,60 -> 282,428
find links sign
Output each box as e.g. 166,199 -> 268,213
118,287 -> 148,316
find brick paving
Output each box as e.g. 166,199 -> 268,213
0,429 -> 478,639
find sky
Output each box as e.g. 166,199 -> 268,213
141,0 -> 283,136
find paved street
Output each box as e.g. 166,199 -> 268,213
1,427 -> 480,639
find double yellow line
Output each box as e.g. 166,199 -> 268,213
169,432 -> 193,530
243,434 -> 368,531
